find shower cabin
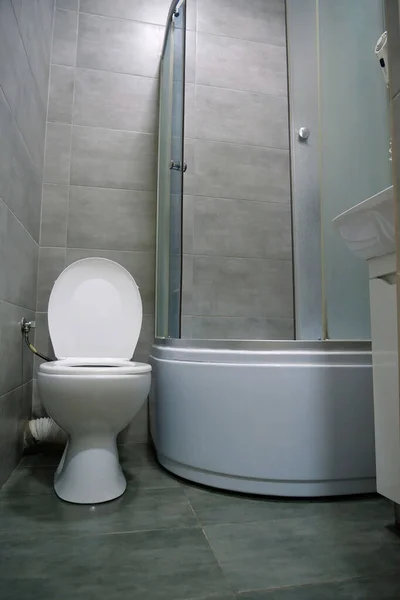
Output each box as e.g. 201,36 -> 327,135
149,0 -> 392,496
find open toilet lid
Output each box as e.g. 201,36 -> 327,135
48,258 -> 143,359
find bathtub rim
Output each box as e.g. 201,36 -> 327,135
151,337 -> 372,365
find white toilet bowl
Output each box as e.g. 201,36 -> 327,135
37,257 -> 152,504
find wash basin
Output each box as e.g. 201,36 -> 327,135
332,186 -> 395,261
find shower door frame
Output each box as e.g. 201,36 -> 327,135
155,0 -> 186,340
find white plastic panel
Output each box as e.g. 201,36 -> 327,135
48,258 -> 143,359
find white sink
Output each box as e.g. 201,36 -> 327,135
333,186 -> 395,261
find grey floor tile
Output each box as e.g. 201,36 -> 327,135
0,466 -> 54,496
123,457 -> 181,490
20,444 -> 64,467
238,572 -> 400,599
0,486 -> 197,538
184,486 -> 386,527
0,528 -> 230,600
204,502 -> 399,593
20,442 -> 156,469
118,442 -> 158,468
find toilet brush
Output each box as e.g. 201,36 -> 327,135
24,417 -> 67,448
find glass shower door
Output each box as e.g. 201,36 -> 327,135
318,0 -> 391,339
156,1 -> 186,338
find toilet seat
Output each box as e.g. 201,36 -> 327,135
48,257 -> 143,360
39,358 -> 151,376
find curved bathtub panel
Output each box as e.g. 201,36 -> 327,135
149,340 -> 376,497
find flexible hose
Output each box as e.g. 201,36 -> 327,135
23,330 -> 53,362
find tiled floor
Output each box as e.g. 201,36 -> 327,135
1,444 -> 400,599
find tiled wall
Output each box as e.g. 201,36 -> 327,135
0,0 -> 54,485
182,0 -> 294,340
34,0 -> 176,442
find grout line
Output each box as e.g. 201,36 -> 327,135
193,80 -> 288,100
183,252 -> 293,262
77,8 -> 165,31
186,193 -> 291,207
10,1 -> 49,115
195,27 -> 287,50
235,570 -> 400,597
0,381 -> 32,402
51,61 -> 160,82
186,134 -> 289,153
0,197 -> 40,249
37,0 -> 57,323
200,526 -> 235,595
0,83 -> 43,189
49,118 -> 157,137
71,122 -> 157,137
65,183 -> 156,194
0,298 -> 36,314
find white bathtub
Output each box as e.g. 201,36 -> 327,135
149,339 -> 376,497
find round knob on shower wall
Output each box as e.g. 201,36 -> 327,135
298,127 -> 311,141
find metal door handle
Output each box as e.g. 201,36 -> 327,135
170,161 -> 187,172
298,127 -> 310,141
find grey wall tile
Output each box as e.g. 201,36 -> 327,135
386,0 -> 400,100
184,83 -> 195,138
191,255 -> 293,319
190,316 -> 294,340
118,399 -> 149,444
66,248 -> 155,314
135,314 -> 155,359
192,197 -> 292,260
73,68 -> 158,133
52,8 -> 78,66
195,85 -> 289,149
186,0 -> 197,31
33,312 -> 54,375
0,386 -> 23,488
80,0 -> 170,26
183,195 -> 194,254
36,247 -> 66,312
48,65 -> 75,123
43,123 -> 71,184
181,254 -> 193,315
0,1 -> 46,171
40,184 -> 68,247
186,30 -> 196,84
32,379 -> 47,417
198,0 -> 286,46
181,315 -> 192,338
77,13 -> 164,78
183,137 -> 196,195
67,186 -> 156,252
56,0 -> 78,9
187,140 -> 290,203
11,0 -> 54,105
196,33 -> 287,96
0,89 -> 42,242
70,126 -> 157,191
0,301 -> 34,397
0,201 -> 38,311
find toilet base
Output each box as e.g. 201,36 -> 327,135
54,436 -> 126,504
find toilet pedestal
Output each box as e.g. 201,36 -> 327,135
54,437 -> 126,504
